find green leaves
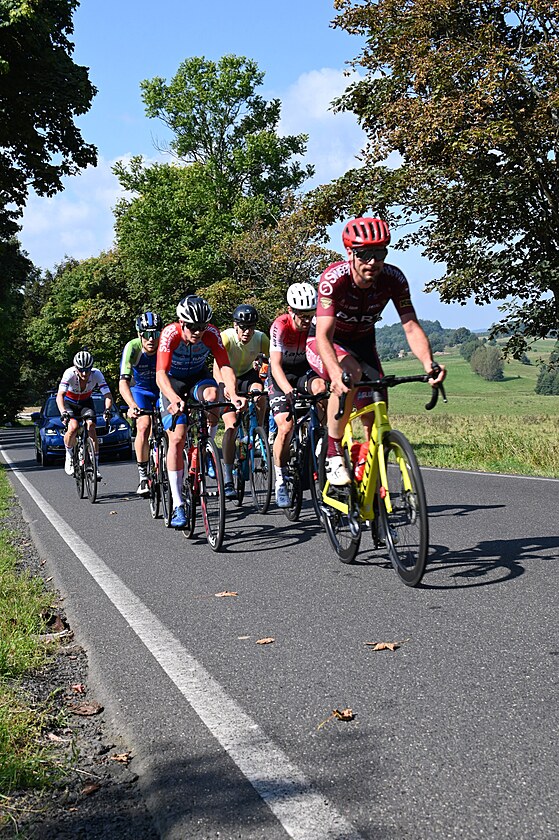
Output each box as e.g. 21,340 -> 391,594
0,0 -> 97,237
326,0 -> 559,353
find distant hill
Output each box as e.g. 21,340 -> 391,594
376,320 -> 474,360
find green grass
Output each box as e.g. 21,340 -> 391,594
378,349 -> 559,477
0,467 -> 59,798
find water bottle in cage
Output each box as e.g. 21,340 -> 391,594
351,441 -> 369,482
188,445 -> 198,475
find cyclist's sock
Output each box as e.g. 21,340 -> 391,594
274,465 -> 284,488
65,445 -> 72,454
223,462 -> 234,484
168,469 -> 184,508
327,435 -> 343,457
137,460 -> 148,480
95,454 -> 100,469
209,424 -> 217,440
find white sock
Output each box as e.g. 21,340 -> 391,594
274,465 -> 284,488
168,469 -> 184,508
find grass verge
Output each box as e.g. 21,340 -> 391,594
0,466 -> 59,799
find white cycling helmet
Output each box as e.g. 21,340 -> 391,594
287,282 -> 317,311
73,349 -> 94,371
176,295 -> 213,324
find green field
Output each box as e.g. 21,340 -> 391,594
376,345 -> 559,477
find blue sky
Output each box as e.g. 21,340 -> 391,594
19,0 -> 504,330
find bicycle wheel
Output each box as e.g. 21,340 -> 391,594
159,435 -> 173,528
200,438 -> 225,551
84,437 -> 98,503
233,436 -> 246,507
308,426 -> 326,527
148,443 -> 160,519
318,439 -> 361,563
73,441 -> 85,499
249,427 -> 272,513
283,438 -> 303,521
180,471 -> 197,539
377,429 -> 428,587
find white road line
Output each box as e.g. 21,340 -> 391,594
421,465 -> 559,482
1,447 -> 363,840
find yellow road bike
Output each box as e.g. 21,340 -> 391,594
318,372 -> 446,587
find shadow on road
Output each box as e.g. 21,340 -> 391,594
422,534 -> 559,589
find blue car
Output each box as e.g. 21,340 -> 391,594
32,392 -> 133,467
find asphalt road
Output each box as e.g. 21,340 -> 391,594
1,426 -> 558,840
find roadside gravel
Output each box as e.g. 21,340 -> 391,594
0,501 -> 158,839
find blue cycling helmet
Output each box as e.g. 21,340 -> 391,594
136,311 -> 163,333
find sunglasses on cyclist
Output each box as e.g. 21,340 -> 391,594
353,246 -> 388,262
140,329 -> 161,340
184,322 -> 208,333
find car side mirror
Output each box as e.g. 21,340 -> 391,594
31,412 -> 41,423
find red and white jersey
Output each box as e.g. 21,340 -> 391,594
156,322 -> 230,379
58,367 -> 111,403
310,260 -> 417,342
269,313 -> 310,369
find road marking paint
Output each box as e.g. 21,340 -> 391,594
1,447 -> 363,840
421,466 -> 559,483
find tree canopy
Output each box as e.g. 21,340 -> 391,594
0,0 -> 97,238
309,0 -> 559,355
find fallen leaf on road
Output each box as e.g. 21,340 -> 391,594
109,510 -> 118,515
215,591 -> 238,597
110,752 -> 132,764
47,732 -> 69,743
238,635 -> 250,640
333,707 -> 355,721
67,701 -> 104,716
71,683 -> 86,694
364,638 -> 409,651
256,637 -> 275,645
81,783 -> 101,796
317,707 -> 356,730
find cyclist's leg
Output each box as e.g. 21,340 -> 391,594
79,403 -> 100,478
268,375 -> 295,508
161,379 -> 189,525
132,386 -> 157,494
307,338 -> 360,486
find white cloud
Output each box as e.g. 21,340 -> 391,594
19,155 -> 138,271
278,67 -> 366,187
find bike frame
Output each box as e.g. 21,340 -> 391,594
322,396 -> 410,521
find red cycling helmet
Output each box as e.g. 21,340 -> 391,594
342,217 -> 391,249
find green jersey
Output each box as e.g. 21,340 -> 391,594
220,328 -> 270,376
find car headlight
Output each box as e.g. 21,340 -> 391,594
116,422 -> 128,430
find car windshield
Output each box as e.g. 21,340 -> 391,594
44,399 -> 60,418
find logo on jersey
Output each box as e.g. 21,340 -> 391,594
320,296 -> 332,309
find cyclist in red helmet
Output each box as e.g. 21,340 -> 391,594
306,216 -> 446,486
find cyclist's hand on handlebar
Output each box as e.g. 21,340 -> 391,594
60,411 -> 70,428
330,369 -> 352,397
232,395 -> 247,412
170,399 -> 185,415
427,363 -> 446,387
127,405 -> 140,419
103,408 -> 112,422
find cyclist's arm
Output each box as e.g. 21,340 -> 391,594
119,377 -> 139,414
156,368 -> 184,412
314,314 -> 348,396
401,315 -> 446,383
56,388 -> 67,417
220,364 -> 245,409
270,349 -> 294,397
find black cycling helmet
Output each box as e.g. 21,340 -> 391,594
73,349 -> 94,371
135,311 -> 162,333
176,295 -> 213,324
233,304 -> 258,327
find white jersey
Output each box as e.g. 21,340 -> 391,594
58,367 -> 111,403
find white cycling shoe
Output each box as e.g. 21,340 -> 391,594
64,451 -> 74,476
325,455 -> 351,486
